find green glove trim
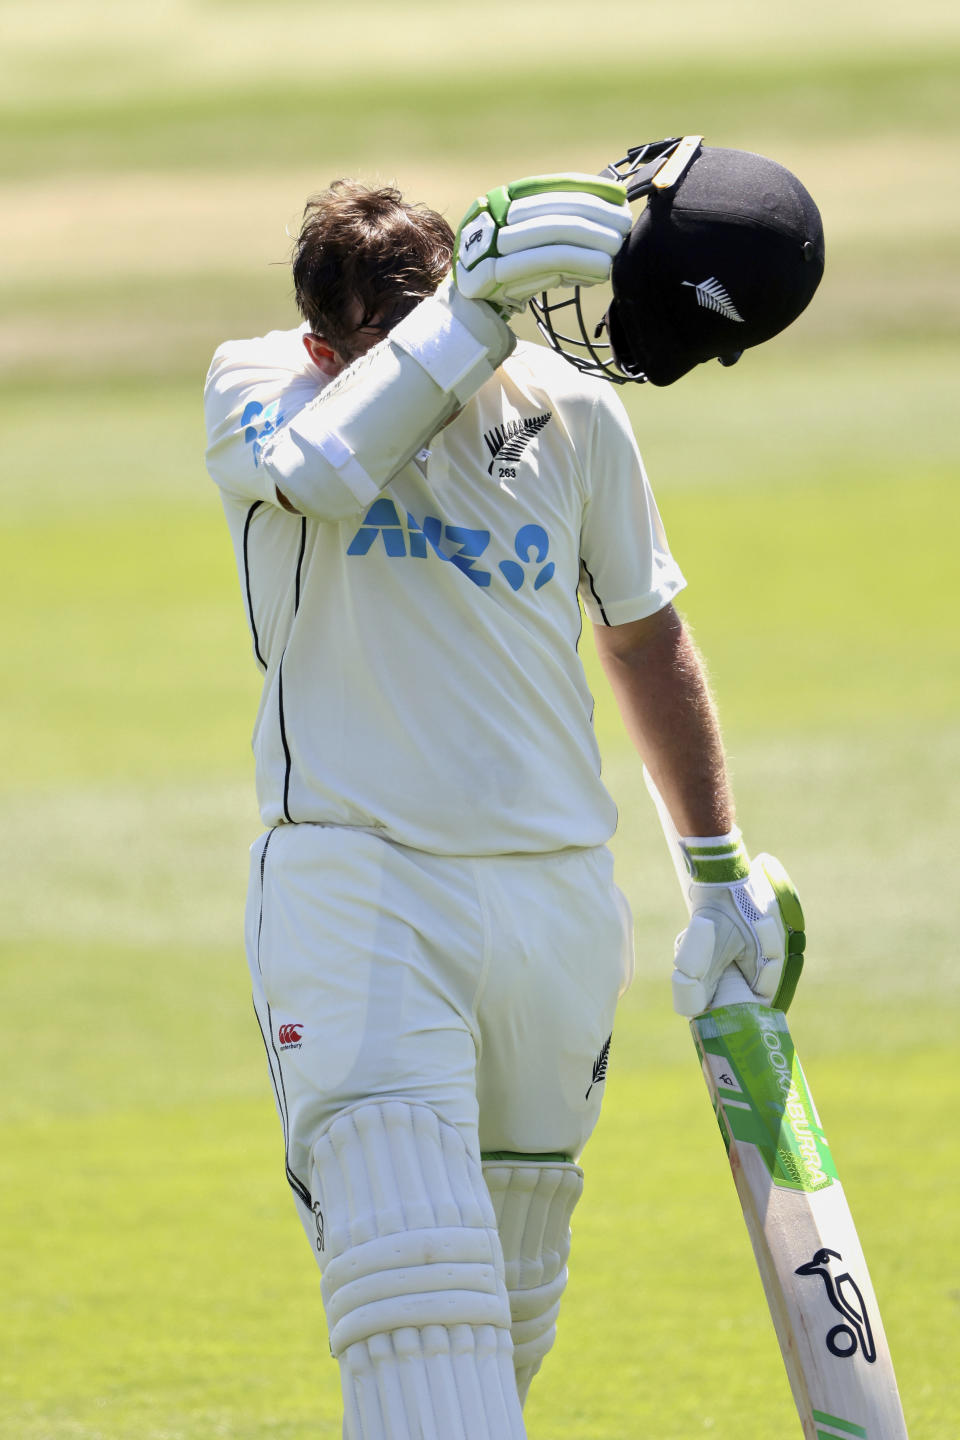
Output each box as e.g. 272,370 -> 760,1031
458,196 -> 484,228
481,1150 -> 573,1163
771,952 -> 804,1012
485,185 -> 513,226
453,187 -> 514,273
761,855 -> 806,1014
683,836 -> 751,884
761,854 -> 805,932
454,175 -> 628,280
505,173 -> 628,207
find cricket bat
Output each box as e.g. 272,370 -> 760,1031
646,774 -> 909,1439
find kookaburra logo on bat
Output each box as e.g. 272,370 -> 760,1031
795,1248 -> 877,1363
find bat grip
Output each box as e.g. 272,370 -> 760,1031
711,967 -> 756,1007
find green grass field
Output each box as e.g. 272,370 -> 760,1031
2,4 -> 958,1436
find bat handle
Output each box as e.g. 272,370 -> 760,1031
710,967 -> 756,1008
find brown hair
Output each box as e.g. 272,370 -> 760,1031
292,180 -> 454,356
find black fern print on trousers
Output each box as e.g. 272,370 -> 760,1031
483,412 -> 552,474
586,1034 -> 612,1099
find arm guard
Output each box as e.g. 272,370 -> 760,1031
257,279 -> 515,520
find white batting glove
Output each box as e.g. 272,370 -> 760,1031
671,831 -> 806,1017
454,173 -> 631,315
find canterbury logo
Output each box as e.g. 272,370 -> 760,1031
483,412 -> 552,475
278,1023 -> 303,1047
681,277 -> 745,322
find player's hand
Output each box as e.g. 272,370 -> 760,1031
453,174 -> 631,315
670,834 -> 806,1016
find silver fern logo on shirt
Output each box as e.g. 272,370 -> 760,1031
483,411 -> 553,477
681,278 -> 745,323
585,1033 -> 612,1100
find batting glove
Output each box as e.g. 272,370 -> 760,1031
671,831 -> 806,1016
454,174 -> 631,315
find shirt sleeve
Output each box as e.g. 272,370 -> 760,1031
203,333 -> 322,506
577,382 -> 686,627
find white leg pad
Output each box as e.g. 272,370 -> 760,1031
310,1101 -> 526,1439
482,1159 -> 584,1405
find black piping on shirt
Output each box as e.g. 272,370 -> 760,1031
580,561 -> 611,626
242,502 -> 267,669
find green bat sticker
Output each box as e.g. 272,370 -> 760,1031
693,1003 -> 838,1192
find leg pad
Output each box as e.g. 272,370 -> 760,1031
310,1102 -> 526,1439
482,1158 -> 584,1404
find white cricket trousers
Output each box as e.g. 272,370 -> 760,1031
245,821 -> 635,1236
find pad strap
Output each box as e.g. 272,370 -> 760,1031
323,1228 -> 508,1354
391,282 -> 506,406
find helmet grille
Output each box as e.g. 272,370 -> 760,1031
528,136 -> 701,385
529,290 -> 636,385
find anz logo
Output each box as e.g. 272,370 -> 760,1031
346,499 -> 555,592
241,399 -> 285,467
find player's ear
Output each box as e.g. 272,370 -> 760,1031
303,332 -> 341,377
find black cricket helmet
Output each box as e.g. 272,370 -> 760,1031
530,136 -> 825,385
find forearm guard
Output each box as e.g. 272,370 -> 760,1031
257,279 -> 515,520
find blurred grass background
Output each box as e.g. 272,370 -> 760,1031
1,2 -> 958,1436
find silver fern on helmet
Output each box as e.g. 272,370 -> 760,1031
681,277 -> 745,322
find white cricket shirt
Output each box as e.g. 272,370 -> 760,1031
205,327 -> 686,854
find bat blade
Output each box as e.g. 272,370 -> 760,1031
694,996 -> 909,1438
